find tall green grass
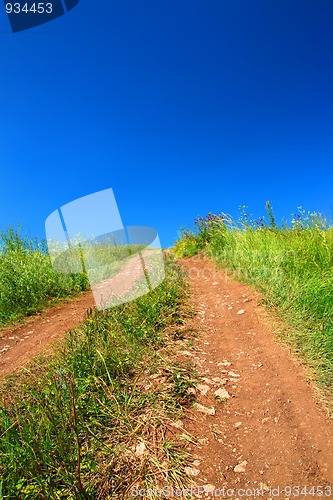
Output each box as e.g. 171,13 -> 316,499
174,204 -> 333,391
0,228 -> 89,327
0,256 -> 196,498
0,228 -> 145,328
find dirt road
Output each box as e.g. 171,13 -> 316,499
0,291 -> 95,377
1,255 -> 333,493
180,256 -> 333,494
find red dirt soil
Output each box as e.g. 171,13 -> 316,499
0,291 -> 95,377
179,256 -> 333,495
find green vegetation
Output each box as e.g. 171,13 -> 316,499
0,228 -> 89,327
0,256 -> 196,498
0,227 -> 147,328
174,203 -> 333,392
49,236 -> 146,286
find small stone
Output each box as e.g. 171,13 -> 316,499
218,360 -> 231,367
234,421 -> 242,428
201,377 -> 213,385
196,384 -> 210,395
184,466 -> 200,477
214,388 -> 230,400
234,460 -> 247,473
194,403 -> 216,415
237,309 -> 245,315
134,440 -> 146,458
193,459 -> 201,466
228,371 -> 240,377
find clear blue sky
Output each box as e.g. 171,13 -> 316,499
0,0 -> 332,247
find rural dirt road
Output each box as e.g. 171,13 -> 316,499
180,256 -> 333,494
1,255 -> 333,494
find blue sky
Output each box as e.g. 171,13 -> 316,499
0,0 -> 332,247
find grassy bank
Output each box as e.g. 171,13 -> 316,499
174,204 -> 333,392
0,228 -> 89,328
0,256 -> 196,498
0,227 -> 146,328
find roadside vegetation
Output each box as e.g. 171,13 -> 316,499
0,228 -> 89,328
0,228 -> 145,328
0,256 -> 197,498
173,202 -> 333,394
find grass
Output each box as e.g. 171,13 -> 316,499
0,255 -> 197,499
173,203 -> 333,395
0,227 -> 89,328
0,227 -> 147,328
